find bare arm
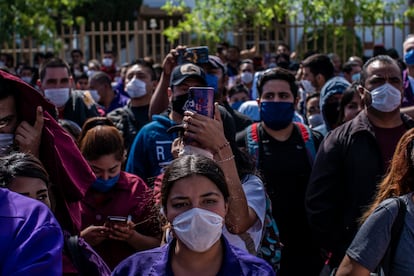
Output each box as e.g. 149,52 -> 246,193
149,45 -> 186,117
109,221 -> 161,251
401,105 -> 414,119
182,105 -> 257,234
336,255 -> 371,276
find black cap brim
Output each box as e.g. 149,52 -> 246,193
167,124 -> 185,134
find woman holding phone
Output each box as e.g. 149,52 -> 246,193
78,117 -> 162,269
113,155 -> 274,275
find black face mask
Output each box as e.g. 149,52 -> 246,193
277,61 -> 290,70
323,102 -> 340,130
172,94 -> 189,116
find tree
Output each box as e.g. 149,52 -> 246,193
161,0 -> 412,51
73,0 -> 143,25
0,0 -> 92,50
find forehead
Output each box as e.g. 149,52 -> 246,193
77,78 -> 88,83
365,60 -> 401,79
404,37 -> 414,52
126,65 -> 150,76
168,175 -> 221,199
306,97 -> 319,106
262,79 -> 292,94
87,153 -> 121,169
240,63 -> 253,70
43,67 -> 69,80
303,66 -> 313,75
10,176 -> 48,193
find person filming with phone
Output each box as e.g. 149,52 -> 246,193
126,59 -> 237,186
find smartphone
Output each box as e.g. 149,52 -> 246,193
177,46 -> 209,65
105,216 -> 128,228
186,87 -> 215,118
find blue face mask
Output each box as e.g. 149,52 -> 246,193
405,49 -> 414,65
92,174 -> 120,193
260,101 -> 294,130
205,74 -> 218,94
231,101 -> 243,110
351,72 -> 360,82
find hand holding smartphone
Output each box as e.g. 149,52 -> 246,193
105,215 -> 130,229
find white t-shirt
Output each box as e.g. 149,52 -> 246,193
223,174 -> 266,253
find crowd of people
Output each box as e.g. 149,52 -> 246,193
1,36 -> 414,275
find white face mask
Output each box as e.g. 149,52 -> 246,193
73,69 -> 82,77
44,88 -> 70,108
125,78 -> 147,98
0,133 -> 14,156
89,89 -> 101,102
102,58 -> 113,67
240,72 -> 253,84
301,79 -> 316,93
87,70 -> 96,77
172,208 -> 223,253
366,83 -> 401,112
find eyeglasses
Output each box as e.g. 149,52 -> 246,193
0,115 -> 16,129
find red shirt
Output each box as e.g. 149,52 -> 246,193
80,171 -> 161,269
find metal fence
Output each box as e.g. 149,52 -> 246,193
1,16 -> 413,67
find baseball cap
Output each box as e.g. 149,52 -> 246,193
170,63 -> 207,86
207,55 -> 226,75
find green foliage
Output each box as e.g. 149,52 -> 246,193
161,0 -> 413,47
296,26 -> 363,59
0,0 -> 92,50
73,0 -> 143,27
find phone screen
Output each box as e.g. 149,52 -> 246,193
106,216 -> 128,228
186,87 -> 215,118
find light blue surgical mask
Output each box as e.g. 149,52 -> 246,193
92,174 -> 120,193
351,73 -> 360,82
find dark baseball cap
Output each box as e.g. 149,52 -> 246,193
170,63 -> 207,86
207,55 -> 226,75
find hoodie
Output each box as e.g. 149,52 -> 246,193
0,70 -> 95,234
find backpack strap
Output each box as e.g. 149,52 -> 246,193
294,122 -> 316,166
378,197 -> 407,275
246,122 -> 260,167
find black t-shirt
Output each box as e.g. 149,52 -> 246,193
237,123 -> 323,244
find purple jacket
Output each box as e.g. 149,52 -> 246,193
0,188 -> 63,275
112,237 -> 275,276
